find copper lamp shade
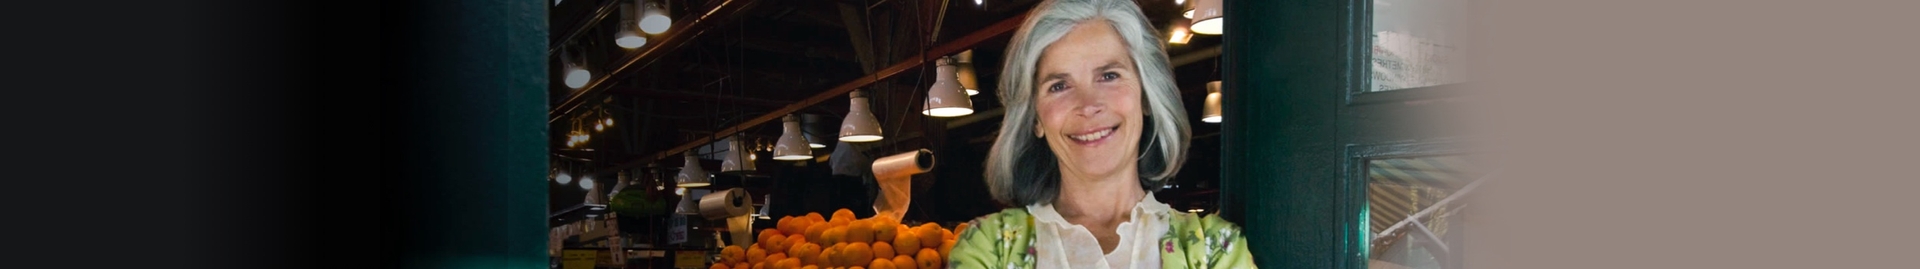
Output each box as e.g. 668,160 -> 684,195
1190,0 -> 1223,35
924,57 -> 975,117
774,114 -> 815,160
675,153 -> 711,187
1202,81 -> 1222,123
839,90 -> 884,142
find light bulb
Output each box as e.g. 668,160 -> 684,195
604,118 -> 614,126
616,32 -> 647,48
595,123 -> 605,131
565,68 -> 591,89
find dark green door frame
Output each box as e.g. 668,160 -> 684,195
1217,0 -> 1382,268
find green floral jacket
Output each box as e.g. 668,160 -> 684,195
947,208 -> 1257,269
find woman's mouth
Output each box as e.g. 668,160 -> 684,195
1066,126 -> 1119,144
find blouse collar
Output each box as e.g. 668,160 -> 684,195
1030,192 -> 1175,226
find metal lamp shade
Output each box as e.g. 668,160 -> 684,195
774,115 -> 815,160
839,91 -> 884,142
955,51 -> 980,96
675,154 -> 711,187
1202,81 -> 1222,123
637,1 -> 670,34
674,190 -> 699,215
719,136 -> 756,174
1190,0 -> 1223,35
924,58 -> 975,117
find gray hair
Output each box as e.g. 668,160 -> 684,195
984,0 -> 1191,207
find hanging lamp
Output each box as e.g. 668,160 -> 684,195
610,170 -> 631,197
719,135 -> 757,174
637,1 -> 670,34
924,57 -> 975,117
955,50 -> 981,96
675,153 -> 711,187
1190,0 -> 1223,35
674,189 -> 699,215
614,3 -> 647,49
583,175 -> 607,206
839,90 -> 884,142
774,114 -> 814,160
1182,0 -> 1195,19
1202,81 -> 1222,123
755,195 -> 771,219
561,49 -> 591,89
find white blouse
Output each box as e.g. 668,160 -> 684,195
1027,193 -> 1175,269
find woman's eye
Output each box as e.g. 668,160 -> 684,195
1047,82 -> 1065,93
1099,72 -> 1120,82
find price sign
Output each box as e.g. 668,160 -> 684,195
668,214 -> 688,244
674,251 -> 707,268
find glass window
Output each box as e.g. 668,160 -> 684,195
1371,0 -> 1469,92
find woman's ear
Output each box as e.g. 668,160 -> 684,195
1035,125 -> 1046,138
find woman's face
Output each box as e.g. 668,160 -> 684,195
1033,21 -> 1144,179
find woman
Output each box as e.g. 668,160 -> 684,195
948,0 -> 1255,268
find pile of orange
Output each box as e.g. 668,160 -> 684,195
710,208 -> 970,269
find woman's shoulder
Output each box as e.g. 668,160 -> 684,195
948,207 -> 1039,269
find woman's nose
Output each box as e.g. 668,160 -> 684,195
1075,85 -> 1105,116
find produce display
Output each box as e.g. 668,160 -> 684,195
709,209 -> 970,269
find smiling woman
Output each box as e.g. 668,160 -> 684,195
949,0 -> 1254,268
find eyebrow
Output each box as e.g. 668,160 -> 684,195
1037,60 -> 1131,83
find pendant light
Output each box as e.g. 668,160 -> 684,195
1190,0 -> 1223,35
584,175 -> 607,206
719,135 -> 756,174
579,174 -> 596,190
1182,0 -> 1195,19
556,162 -> 575,185
955,50 -> 981,96
610,170 -> 631,197
637,1 -> 671,34
1202,81 -> 1222,123
561,48 -> 591,89
839,90 -> 884,142
675,153 -> 711,187
924,57 -> 975,117
614,3 -> 647,49
773,114 -> 814,160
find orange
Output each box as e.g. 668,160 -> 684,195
748,247 -> 769,264
821,226 -> 847,245
738,263 -> 751,269
873,222 -> 899,243
789,243 -> 822,266
802,266 -> 819,269
891,255 -> 918,269
951,223 -> 969,238
843,242 -> 874,267
806,212 -> 826,223
832,209 -> 856,224
891,228 -> 921,255
851,267 -> 865,269
915,248 -> 941,269
753,262 -> 768,269
722,245 -> 746,264
819,244 -> 841,267
766,253 -> 789,264
871,241 -> 894,260
941,228 -> 954,241
804,223 -> 830,243
777,217 -> 794,234
869,258 -> 896,269
937,239 -> 955,261
786,235 -> 809,249
845,219 -> 874,244
777,258 -> 801,269
765,234 -> 790,254
713,263 -> 731,269
788,217 -> 815,236
914,225 -> 944,247
815,246 -> 836,267
761,229 -> 784,245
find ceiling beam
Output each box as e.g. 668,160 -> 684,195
550,0 -> 763,123
593,10 -> 1032,176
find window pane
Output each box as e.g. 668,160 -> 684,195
1371,0 -> 1469,92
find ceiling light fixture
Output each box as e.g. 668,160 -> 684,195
637,1 -> 671,35
1190,0 -> 1223,35
774,115 -> 814,160
719,135 -> 757,174
615,3 -> 647,49
839,90 -> 884,142
954,50 -> 981,96
675,153 -> 711,187
1203,81 -> 1222,123
924,57 -> 975,117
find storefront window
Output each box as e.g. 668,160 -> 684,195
1371,0 -> 1468,92
1365,154 -> 1480,269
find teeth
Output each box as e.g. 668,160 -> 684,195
1069,128 -> 1113,141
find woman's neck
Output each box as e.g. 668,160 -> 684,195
1053,162 -> 1145,253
